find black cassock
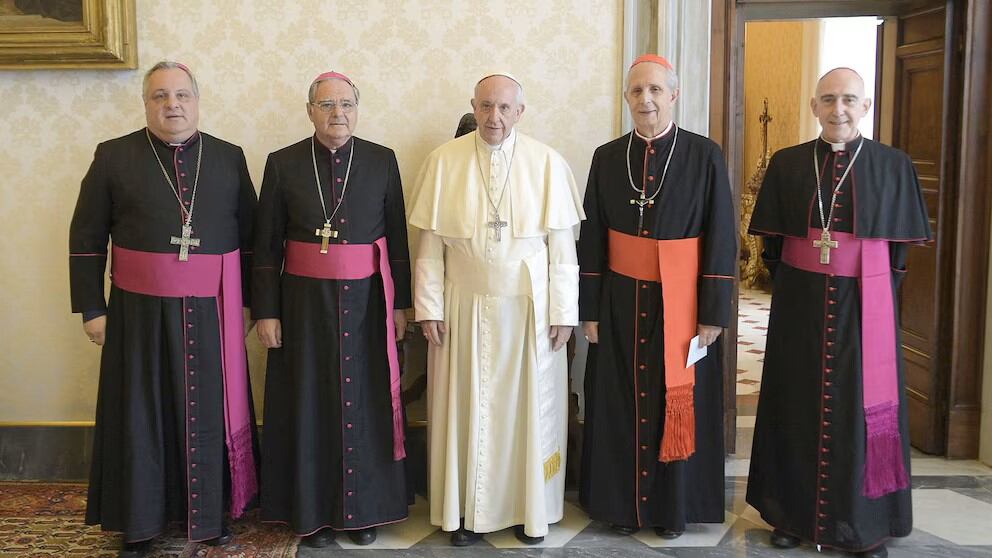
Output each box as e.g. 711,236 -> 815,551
747,138 -> 931,551
252,136 -> 410,533
578,127 -> 735,531
69,130 -> 257,542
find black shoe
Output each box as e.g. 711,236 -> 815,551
654,527 -> 684,539
770,529 -> 801,549
611,524 -> 640,535
203,525 -> 233,546
118,539 -> 151,558
302,527 -> 336,548
858,544 -> 888,558
450,528 -> 484,547
348,527 -> 377,546
513,525 -> 544,545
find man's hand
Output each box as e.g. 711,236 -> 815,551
582,321 -> 599,344
394,309 -> 408,341
550,325 -> 572,352
421,320 -> 446,346
257,318 -> 282,348
83,315 -> 107,346
697,324 -> 722,347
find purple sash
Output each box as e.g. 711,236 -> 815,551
110,245 -> 257,517
284,237 -> 406,461
782,228 -> 909,499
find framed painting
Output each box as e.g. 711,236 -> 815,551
0,0 -> 136,69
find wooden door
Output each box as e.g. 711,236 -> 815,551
879,5 -> 947,454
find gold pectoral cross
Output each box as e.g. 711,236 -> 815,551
812,229 -> 838,264
170,224 -> 200,262
315,223 -> 338,254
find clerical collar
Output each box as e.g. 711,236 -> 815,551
634,120 -> 675,143
314,135 -> 353,156
148,129 -> 200,150
476,128 -> 517,153
820,134 -> 861,152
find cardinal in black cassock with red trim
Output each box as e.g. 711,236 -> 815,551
69,62 -> 258,558
578,55 -> 736,539
747,68 -> 931,558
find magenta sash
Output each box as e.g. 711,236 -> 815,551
284,238 -> 406,461
110,245 -> 257,518
782,228 -> 909,498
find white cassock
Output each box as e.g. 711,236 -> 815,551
409,129 -> 584,537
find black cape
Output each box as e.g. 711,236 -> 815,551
252,136 -> 411,533
746,138 -> 931,551
69,129 -> 257,542
578,127 -> 736,530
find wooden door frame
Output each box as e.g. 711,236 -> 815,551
711,0 -> 988,457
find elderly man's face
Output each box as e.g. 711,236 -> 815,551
308,79 -> 358,149
811,69 -> 871,143
624,62 -> 679,137
471,76 -> 524,146
144,68 -> 199,143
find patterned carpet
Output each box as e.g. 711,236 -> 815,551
0,482 -> 297,557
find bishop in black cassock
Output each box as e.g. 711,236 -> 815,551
747,68 -> 930,558
69,62 -> 258,557
252,72 -> 410,548
578,55 -> 735,538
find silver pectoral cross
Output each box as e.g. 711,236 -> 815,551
812,229 -> 838,264
487,213 -> 508,242
170,224 -> 200,262
315,222 -> 339,254
629,197 -> 655,231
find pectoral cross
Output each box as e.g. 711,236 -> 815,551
629,197 -> 655,231
170,224 -> 200,262
315,222 -> 338,254
812,229 -> 838,264
487,213 -> 508,242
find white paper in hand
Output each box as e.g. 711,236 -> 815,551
686,335 -> 707,367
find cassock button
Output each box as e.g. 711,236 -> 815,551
824,381 -> 833,387
649,149 -> 656,155
640,418 -> 647,423
347,468 -> 353,474
191,477 -> 197,483
639,365 -> 646,370
641,445 -> 648,450
832,217 -> 841,222
347,491 -> 354,496
647,176 -> 655,182
641,284 -> 648,289
836,164 -> 843,169
641,230 -> 650,236
178,159 -> 184,164
336,159 -> 341,164
834,177 -> 841,182
345,401 -> 352,407
345,377 -> 352,383
337,177 -> 343,183
343,285 -> 350,291
640,392 -> 647,398
343,332 -> 350,337
342,240 -> 348,244
819,513 -> 828,519
191,447 -> 197,452
827,314 -> 835,319
192,493 -> 198,499
192,508 -> 198,514
829,287 -> 837,292
189,370 -> 195,376
827,327 -> 835,333
347,423 -> 353,429
641,496 -> 648,502
640,312 -> 647,318
641,470 -> 648,477
347,447 -> 353,453
191,523 -> 198,529
340,218 -> 347,224
639,338 -> 646,344
191,417 -> 196,422
834,203 -> 842,208
823,420 -> 832,426
343,309 -> 350,314
347,514 -> 353,520
180,172 -> 186,177
192,463 -> 197,468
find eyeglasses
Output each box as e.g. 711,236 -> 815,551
311,100 -> 356,113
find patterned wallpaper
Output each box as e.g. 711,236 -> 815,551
0,0 -> 622,421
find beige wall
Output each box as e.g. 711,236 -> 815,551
741,21 -> 808,182
0,0 -> 622,422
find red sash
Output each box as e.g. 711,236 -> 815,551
608,229 -> 700,462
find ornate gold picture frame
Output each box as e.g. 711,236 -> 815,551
0,0 -> 136,69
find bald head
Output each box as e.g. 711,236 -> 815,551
811,67 -> 871,143
471,75 -> 525,146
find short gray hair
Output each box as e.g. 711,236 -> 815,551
308,77 -> 361,105
143,60 -> 199,99
624,64 -> 680,92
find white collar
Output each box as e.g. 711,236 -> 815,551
476,128 -> 517,153
634,120 -> 675,142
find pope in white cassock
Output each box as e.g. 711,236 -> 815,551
409,73 -> 585,547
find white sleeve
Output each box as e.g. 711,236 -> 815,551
548,227 -> 579,326
414,230 -> 445,322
